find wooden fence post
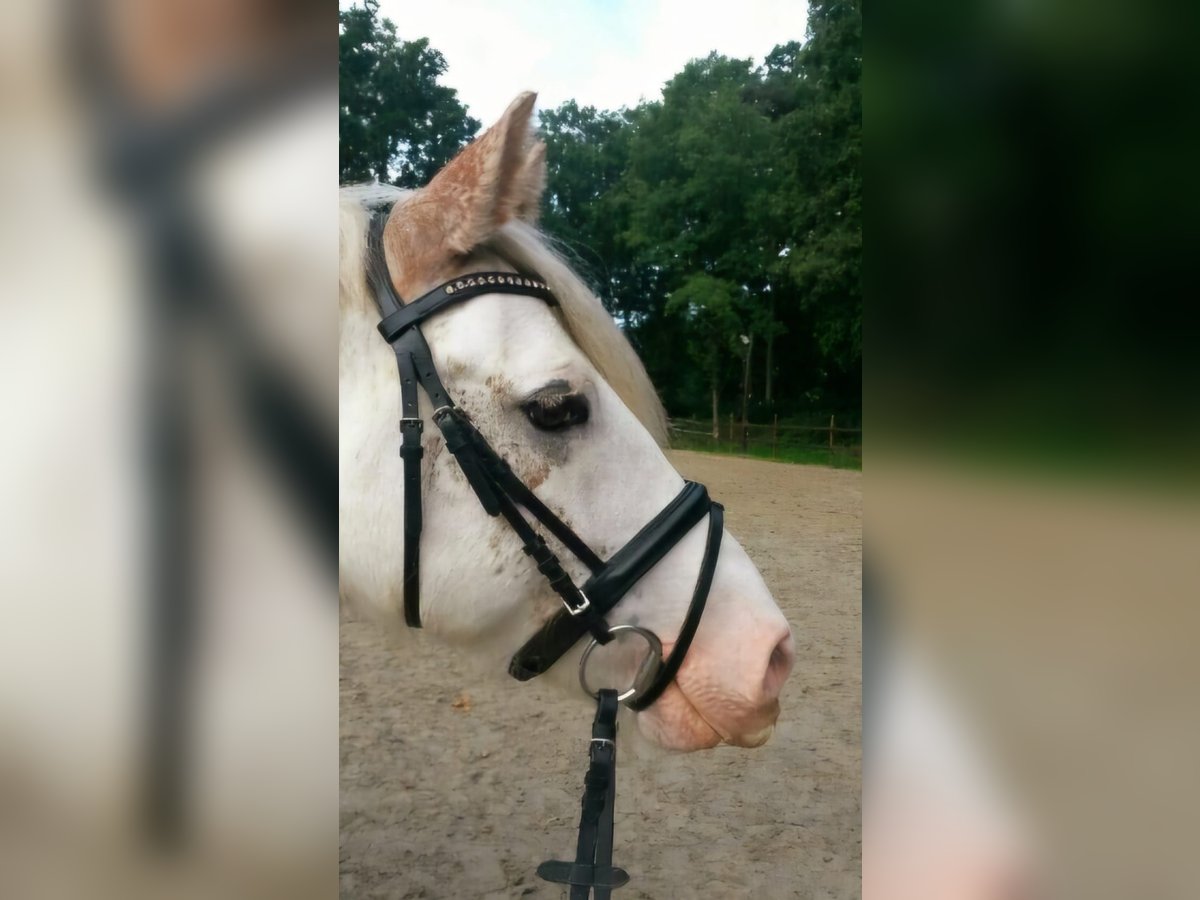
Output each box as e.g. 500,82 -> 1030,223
728,412 -> 734,449
772,415 -> 778,459
828,414 -> 835,453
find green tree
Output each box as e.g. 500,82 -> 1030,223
339,1 -> 479,186
622,54 -> 777,285
763,1 -> 862,409
665,274 -> 744,436
616,55 -> 784,416
535,28 -> 862,421
538,102 -> 643,316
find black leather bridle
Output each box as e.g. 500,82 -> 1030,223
366,206 -> 726,895
366,208 -> 723,713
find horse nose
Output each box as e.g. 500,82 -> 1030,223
761,628 -> 795,702
713,619 -> 794,744
663,613 -> 794,747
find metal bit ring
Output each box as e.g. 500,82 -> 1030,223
578,624 -> 664,704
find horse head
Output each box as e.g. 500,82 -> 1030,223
340,92 -> 794,751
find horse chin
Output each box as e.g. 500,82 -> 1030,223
635,683 -> 724,751
635,690 -> 776,750
633,646 -> 782,751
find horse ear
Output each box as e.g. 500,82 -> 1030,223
423,91 -> 539,254
513,140 -> 547,223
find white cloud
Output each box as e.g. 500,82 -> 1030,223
355,0 -> 809,128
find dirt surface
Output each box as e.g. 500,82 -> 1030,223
340,451 -> 861,899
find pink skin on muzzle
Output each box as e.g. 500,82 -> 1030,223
637,622 -> 796,751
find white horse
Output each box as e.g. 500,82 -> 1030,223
339,92 -> 794,751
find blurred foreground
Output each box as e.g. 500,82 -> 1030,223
868,460 -> 1199,899
0,3 -> 335,899
869,0 -> 1200,897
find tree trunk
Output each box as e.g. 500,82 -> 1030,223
711,384 -> 719,440
765,297 -> 775,405
765,329 -> 774,405
740,332 -> 753,453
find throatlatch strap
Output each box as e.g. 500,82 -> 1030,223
537,689 -> 629,898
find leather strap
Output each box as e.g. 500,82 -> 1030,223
476,449 -> 604,572
588,692 -> 620,900
537,689 -> 629,897
368,213 -> 424,627
627,502 -> 723,711
507,482 -> 713,681
378,272 -> 556,342
395,335 -> 424,627
433,407 -> 613,645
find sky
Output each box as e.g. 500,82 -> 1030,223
350,0 -> 810,126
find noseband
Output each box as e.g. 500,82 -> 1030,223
366,209 -> 723,711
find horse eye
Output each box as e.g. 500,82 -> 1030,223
522,392 -> 590,432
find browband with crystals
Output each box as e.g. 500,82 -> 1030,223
376,271 -> 556,343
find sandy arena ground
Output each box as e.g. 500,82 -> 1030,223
340,451 -> 861,899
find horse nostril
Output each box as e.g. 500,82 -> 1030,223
762,631 -> 795,701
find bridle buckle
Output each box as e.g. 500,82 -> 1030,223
563,590 -> 591,616
399,417 -> 423,432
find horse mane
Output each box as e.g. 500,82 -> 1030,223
339,184 -> 669,446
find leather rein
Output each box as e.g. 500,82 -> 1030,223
366,207 -> 724,894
